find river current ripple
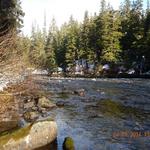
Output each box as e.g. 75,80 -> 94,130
35,76 -> 150,150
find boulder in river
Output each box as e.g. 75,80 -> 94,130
63,137 -> 75,150
56,101 -> 68,107
74,89 -> 85,97
38,97 -> 57,110
0,119 -> 57,150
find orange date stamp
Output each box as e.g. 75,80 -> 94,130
112,131 -> 150,138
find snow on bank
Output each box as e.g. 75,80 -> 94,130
32,69 -> 48,75
0,73 -> 8,91
0,73 -> 25,91
0,78 -> 8,91
0,68 -> 50,91
0,68 -> 48,91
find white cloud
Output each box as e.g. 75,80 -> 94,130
21,0 -> 120,35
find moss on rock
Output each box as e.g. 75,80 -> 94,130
97,99 -> 146,119
0,124 -> 32,146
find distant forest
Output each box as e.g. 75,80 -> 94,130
0,0 -> 150,75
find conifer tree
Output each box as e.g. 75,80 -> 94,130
65,16 -> 80,68
55,23 -> 68,71
120,0 -> 144,66
44,18 -> 58,72
29,26 -> 45,67
0,0 -> 24,34
79,11 -> 90,60
98,2 -> 122,64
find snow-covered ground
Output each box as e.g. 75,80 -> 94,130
0,77 -> 9,91
32,69 -> 48,75
0,68 -> 48,91
0,73 -> 25,91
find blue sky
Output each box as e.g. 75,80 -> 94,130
21,0 -> 147,35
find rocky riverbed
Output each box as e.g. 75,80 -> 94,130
0,75 -> 150,150
33,76 -> 150,150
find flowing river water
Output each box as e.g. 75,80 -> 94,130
33,77 -> 150,150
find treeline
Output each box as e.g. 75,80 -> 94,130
1,0 -> 150,75
26,0 -> 150,74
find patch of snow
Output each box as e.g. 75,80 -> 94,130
0,73 -> 26,91
126,69 -> 135,74
0,77 -> 9,91
57,67 -> 63,72
32,69 -> 48,75
102,64 -> 110,70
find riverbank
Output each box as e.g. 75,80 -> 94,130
48,72 -> 150,79
0,76 -> 58,149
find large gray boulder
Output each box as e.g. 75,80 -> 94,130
0,120 -> 57,150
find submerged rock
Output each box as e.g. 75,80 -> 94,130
63,137 -> 75,150
0,120 -> 57,150
95,99 -> 148,120
56,101 -> 69,107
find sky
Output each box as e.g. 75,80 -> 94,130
21,0 -> 146,35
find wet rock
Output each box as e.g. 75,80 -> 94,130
74,89 -> 85,97
63,137 -> 75,150
24,111 -> 39,122
18,118 -> 26,127
24,101 -> 35,110
38,97 -> 57,110
40,108 -> 47,114
88,113 -> 104,119
0,120 -> 57,150
31,106 -> 38,111
56,101 -> 67,107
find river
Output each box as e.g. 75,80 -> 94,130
34,76 -> 150,150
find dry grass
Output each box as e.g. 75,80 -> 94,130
0,94 -> 19,120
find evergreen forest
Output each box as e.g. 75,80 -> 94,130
1,0 -> 150,76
